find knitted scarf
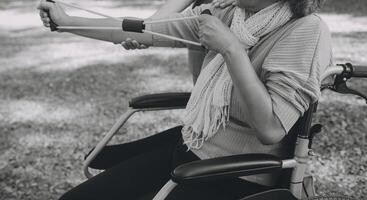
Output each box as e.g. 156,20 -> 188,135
182,1 -> 293,149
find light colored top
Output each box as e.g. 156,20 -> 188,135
146,5 -> 333,186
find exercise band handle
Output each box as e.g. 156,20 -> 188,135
122,19 -> 145,33
122,9 -> 212,34
45,0 -> 59,31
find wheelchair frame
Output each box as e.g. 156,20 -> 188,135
83,64 -> 365,200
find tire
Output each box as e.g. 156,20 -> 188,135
307,196 -> 356,200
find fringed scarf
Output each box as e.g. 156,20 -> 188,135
182,1 -> 294,149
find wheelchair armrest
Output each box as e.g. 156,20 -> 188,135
129,92 -> 191,109
172,154 -> 283,184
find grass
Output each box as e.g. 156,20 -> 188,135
0,0 -> 366,199
323,0 -> 367,16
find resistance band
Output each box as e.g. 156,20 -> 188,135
44,0 -> 211,46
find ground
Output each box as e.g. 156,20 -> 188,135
0,0 -> 366,199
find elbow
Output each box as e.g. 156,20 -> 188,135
252,114 -> 287,145
256,127 -> 286,145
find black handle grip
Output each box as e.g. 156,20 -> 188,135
122,19 -> 145,33
45,0 -> 58,31
353,65 -> 367,78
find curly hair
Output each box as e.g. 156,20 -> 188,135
287,0 -> 326,18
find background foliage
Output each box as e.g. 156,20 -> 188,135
0,0 -> 366,199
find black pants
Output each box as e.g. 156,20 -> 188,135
59,126 -> 271,200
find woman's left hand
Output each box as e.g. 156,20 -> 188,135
198,15 -> 240,54
37,0 -> 71,28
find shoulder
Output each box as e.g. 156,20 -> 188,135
264,14 -> 333,77
295,14 -> 324,26
286,14 -> 331,39
272,14 -> 332,52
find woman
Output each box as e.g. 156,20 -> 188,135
38,0 -> 330,199
122,0 -> 236,83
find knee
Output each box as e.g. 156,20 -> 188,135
58,188 -> 85,200
58,191 -> 74,200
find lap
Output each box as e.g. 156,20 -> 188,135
89,126 -> 183,169
60,143 -> 174,200
59,126 -> 271,200
60,126 -> 188,200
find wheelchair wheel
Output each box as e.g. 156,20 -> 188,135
307,196 -> 356,200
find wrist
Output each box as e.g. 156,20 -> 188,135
62,15 -> 74,26
221,42 -> 243,58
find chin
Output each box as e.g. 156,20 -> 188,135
236,0 -> 258,10
236,0 -> 281,11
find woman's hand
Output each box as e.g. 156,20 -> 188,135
198,15 -> 240,54
212,0 -> 237,8
37,0 -> 71,29
121,38 -> 149,50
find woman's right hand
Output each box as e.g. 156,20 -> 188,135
121,38 -> 149,50
37,0 -> 71,29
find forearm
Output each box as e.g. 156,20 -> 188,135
62,16 -> 153,45
151,0 -> 195,18
222,46 -> 285,144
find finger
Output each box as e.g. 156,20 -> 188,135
140,44 -> 148,49
42,11 -> 49,18
198,28 -> 203,40
219,0 -> 231,8
41,17 -> 48,23
200,39 -> 207,49
198,14 -> 212,25
197,15 -> 205,23
125,40 -> 135,50
129,43 -> 137,50
121,42 -> 130,50
220,3 -> 227,8
125,38 -> 133,47
123,43 -> 132,50
216,0 -> 224,4
131,40 -> 140,49
124,38 -> 134,49
41,15 -> 49,22
39,10 -> 47,18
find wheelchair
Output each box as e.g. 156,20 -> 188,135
82,63 -> 367,200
